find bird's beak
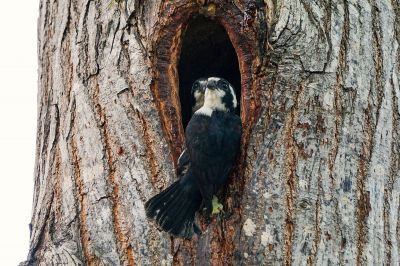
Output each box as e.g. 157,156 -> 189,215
206,80 -> 217,90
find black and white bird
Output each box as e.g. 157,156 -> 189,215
145,77 -> 242,238
191,77 -> 208,113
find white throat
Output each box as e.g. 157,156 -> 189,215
195,106 -> 213,116
195,88 -> 226,117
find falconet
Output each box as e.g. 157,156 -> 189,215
145,77 -> 242,238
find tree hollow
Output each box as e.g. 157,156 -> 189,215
154,5 -> 258,164
178,15 -> 241,128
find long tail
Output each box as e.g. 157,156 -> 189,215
145,175 -> 202,239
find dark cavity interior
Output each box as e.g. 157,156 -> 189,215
178,16 -> 241,129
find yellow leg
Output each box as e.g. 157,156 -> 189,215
211,196 -> 223,215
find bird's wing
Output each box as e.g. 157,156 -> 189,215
177,148 -> 190,177
185,113 -> 242,216
185,115 -> 223,160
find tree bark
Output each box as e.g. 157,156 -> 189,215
25,0 -> 400,265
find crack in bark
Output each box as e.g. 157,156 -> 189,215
383,187 -> 391,264
136,110 -> 161,188
323,0 -> 333,72
387,69 -> 400,264
27,192 -> 55,264
110,15 -> 121,54
283,83 -> 303,266
124,6 -> 149,61
371,2 -> 384,127
300,1 -> 329,71
60,0 -> 72,46
71,136 -> 99,265
53,147 -> 63,230
355,106 -> 373,265
308,165 -> 322,265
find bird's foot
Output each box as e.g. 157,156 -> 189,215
211,196 -> 223,215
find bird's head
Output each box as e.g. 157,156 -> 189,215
191,78 -> 207,113
202,77 -> 237,113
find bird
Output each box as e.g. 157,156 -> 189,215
191,77 -> 208,113
145,77 -> 242,239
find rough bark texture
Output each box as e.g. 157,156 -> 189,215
25,0 -> 400,265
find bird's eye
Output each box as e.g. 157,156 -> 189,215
192,83 -> 199,94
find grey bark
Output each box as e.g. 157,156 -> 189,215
24,0 -> 399,265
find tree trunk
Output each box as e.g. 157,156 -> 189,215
25,0 -> 400,265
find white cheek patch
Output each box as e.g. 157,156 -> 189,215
229,85 -> 237,108
192,96 -> 204,113
194,91 -> 201,100
192,89 -> 205,113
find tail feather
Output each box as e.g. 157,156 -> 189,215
153,182 -> 180,208
157,188 -> 186,226
174,190 -> 199,227
165,196 -> 193,233
145,182 -> 180,217
168,196 -> 199,236
145,177 -> 202,239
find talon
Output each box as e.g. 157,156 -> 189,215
211,196 -> 223,215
